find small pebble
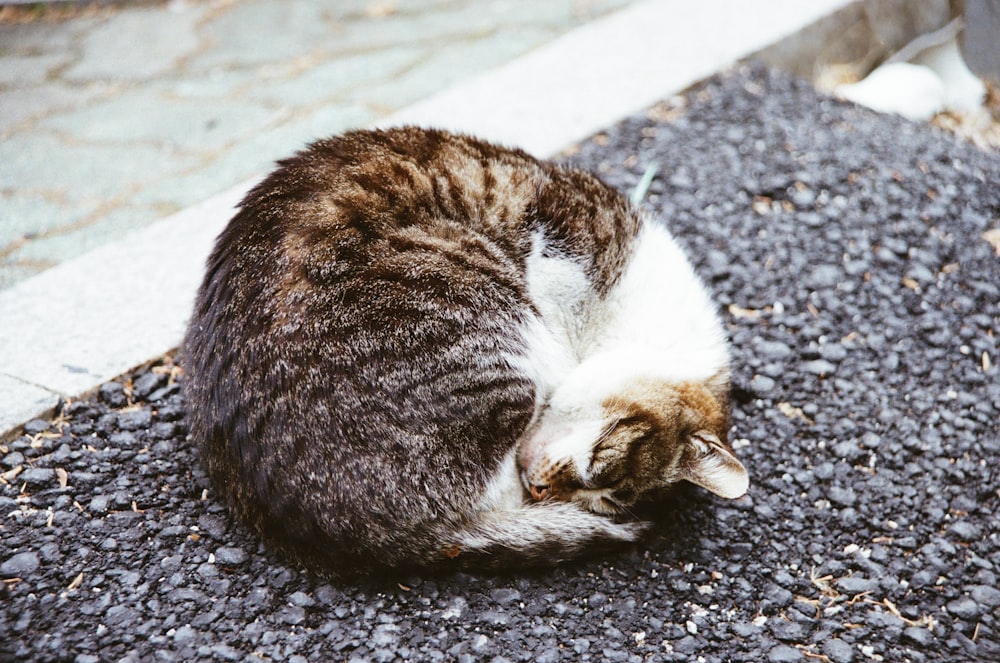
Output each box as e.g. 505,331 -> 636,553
822,638 -> 854,663
968,585 -> 1000,608
751,374 -> 777,393
802,359 -> 837,376
768,644 -> 803,663
1,551 -> 40,577
491,588 -> 521,605
214,547 -> 248,566
99,382 -> 127,407
948,521 -> 981,541
88,495 -> 111,515
287,591 -> 316,608
22,419 -> 51,435
828,486 -> 857,507
946,596 -> 982,620
131,372 -> 166,399
836,576 -> 878,594
902,626 -> 934,647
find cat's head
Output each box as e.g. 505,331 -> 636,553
518,371 -> 748,515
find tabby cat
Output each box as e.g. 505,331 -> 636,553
183,127 -> 748,571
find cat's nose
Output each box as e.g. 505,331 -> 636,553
529,484 -> 550,501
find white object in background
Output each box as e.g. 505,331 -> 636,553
835,62 -> 946,121
913,37 -> 986,113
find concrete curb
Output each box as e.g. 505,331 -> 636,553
0,0 -> 852,436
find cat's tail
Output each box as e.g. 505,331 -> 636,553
436,502 -> 646,569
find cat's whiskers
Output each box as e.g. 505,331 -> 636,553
592,421 -> 617,447
618,502 -> 641,522
601,495 -> 640,521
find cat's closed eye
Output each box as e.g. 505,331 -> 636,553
588,422 -> 642,481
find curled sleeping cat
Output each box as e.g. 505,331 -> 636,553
183,127 -> 748,571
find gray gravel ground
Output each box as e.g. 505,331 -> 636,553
2,65 -> 999,662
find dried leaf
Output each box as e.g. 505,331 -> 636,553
728,304 -> 762,320
777,402 -> 814,424
0,465 -> 23,484
984,228 -> 1000,256
55,468 -> 68,488
867,597 -> 936,629
752,196 -> 772,215
645,99 -> 686,124
67,572 -> 84,591
777,402 -> 798,417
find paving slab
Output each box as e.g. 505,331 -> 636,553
60,4 -> 204,82
1,64 -> 997,662
242,46 -> 426,109
11,202 -> 167,267
37,87 -> 284,152
0,193 -> 93,247
0,131 -> 201,203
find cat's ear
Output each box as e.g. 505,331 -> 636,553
679,431 -> 749,499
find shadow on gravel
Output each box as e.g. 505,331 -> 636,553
2,65 -> 999,662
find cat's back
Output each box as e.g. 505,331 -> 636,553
233,126 -> 542,248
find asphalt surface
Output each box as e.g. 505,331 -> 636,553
2,65 -> 999,662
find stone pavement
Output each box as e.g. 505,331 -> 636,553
0,0 -> 636,290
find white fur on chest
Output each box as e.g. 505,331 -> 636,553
510,219 -> 728,410
588,220 -> 729,384
504,232 -> 592,415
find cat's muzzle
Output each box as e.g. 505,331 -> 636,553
528,484 -> 551,501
